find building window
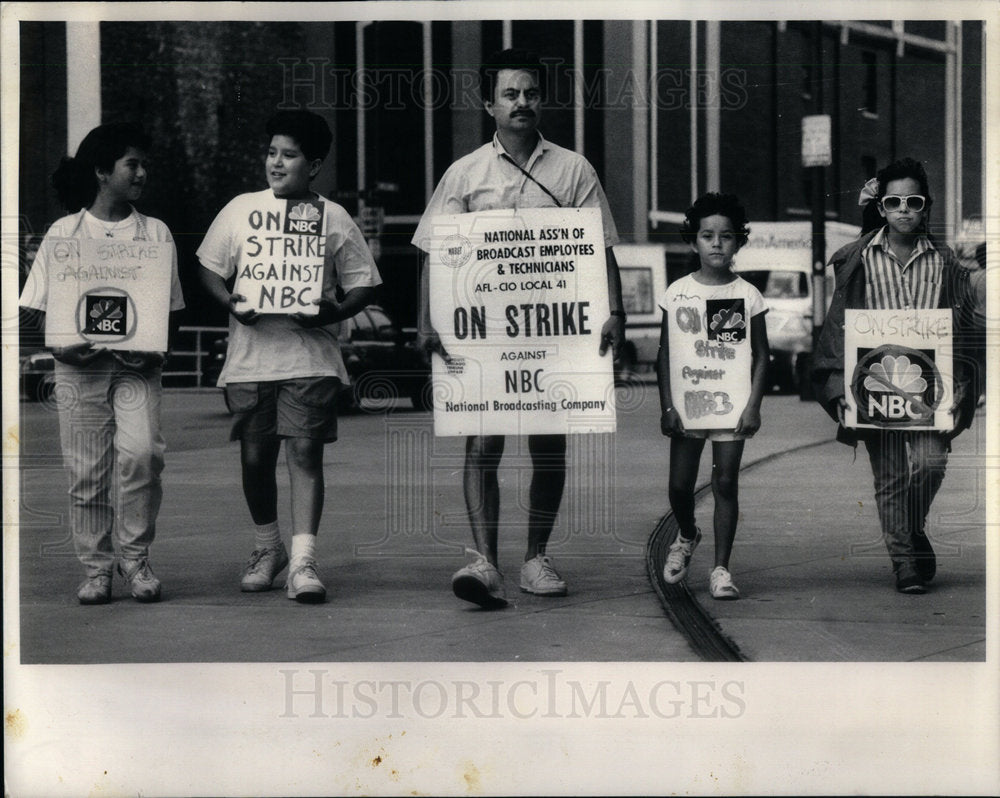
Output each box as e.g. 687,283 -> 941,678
862,51 -> 878,116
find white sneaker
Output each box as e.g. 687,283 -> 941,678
451,548 -> 508,609
520,554 -> 567,596
285,558 -> 326,603
663,529 -> 701,584
710,566 -> 740,600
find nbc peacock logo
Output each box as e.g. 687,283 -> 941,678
84,296 -> 126,335
284,200 -> 323,235
78,288 -> 136,341
705,298 -> 747,343
851,345 -> 943,426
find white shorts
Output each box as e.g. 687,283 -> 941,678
679,429 -> 751,442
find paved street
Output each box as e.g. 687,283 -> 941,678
13,384 -> 988,663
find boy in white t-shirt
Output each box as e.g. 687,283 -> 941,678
198,110 -> 381,603
656,193 -> 770,600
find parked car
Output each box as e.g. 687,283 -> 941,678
20,350 -> 56,402
339,305 -> 431,411
205,305 -> 432,412
201,334 -> 229,390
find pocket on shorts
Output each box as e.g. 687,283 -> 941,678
225,382 -> 261,414
287,377 -> 342,409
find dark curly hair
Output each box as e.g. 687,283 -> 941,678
479,48 -> 545,104
266,109 -> 332,162
876,157 -> 933,208
680,192 -> 750,248
51,122 -> 151,212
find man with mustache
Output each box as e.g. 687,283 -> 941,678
412,49 -> 626,609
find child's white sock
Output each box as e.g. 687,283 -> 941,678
290,533 -> 317,567
254,521 -> 281,551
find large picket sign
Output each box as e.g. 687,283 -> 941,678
665,281 -> 754,430
44,237 -> 173,351
428,207 -> 615,436
844,308 -> 953,431
231,198 -> 326,316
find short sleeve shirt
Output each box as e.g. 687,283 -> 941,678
19,208 -> 186,316
658,272 -> 767,328
197,189 -> 382,385
411,132 -> 619,252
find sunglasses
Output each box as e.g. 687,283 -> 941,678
880,194 -> 926,212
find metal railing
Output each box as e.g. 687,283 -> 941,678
164,325 -> 228,387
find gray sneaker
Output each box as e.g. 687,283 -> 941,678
240,544 -> 290,592
77,572 -> 113,605
663,529 -> 702,584
519,554 -> 567,596
117,559 -> 162,602
451,548 -> 508,609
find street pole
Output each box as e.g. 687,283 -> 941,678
809,22 -> 827,389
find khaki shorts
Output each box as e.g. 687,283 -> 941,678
225,377 -> 341,441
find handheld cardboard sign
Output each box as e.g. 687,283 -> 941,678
844,309 -> 953,431
45,238 -> 173,351
427,207 -> 615,436
232,199 -> 326,316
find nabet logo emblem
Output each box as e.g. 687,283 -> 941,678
284,200 -> 323,235
851,345 -> 942,425
440,234 -> 473,268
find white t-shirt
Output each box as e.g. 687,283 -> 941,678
658,272 -> 767,324
19,208 -> 185,316
659,272 -> 767,429
197,189 -> 382,385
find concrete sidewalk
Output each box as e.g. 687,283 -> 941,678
17,387 -> 698,663
678,415 -> 988,661
14,388 -> 988,663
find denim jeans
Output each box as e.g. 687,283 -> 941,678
54,358 -> 165,576
863,430 -> 948,567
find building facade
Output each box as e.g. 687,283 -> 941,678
18,18 -> 984,328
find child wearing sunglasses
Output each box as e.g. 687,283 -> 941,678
811,158 -> 980,594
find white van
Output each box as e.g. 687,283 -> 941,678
733,221 -> 859,394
